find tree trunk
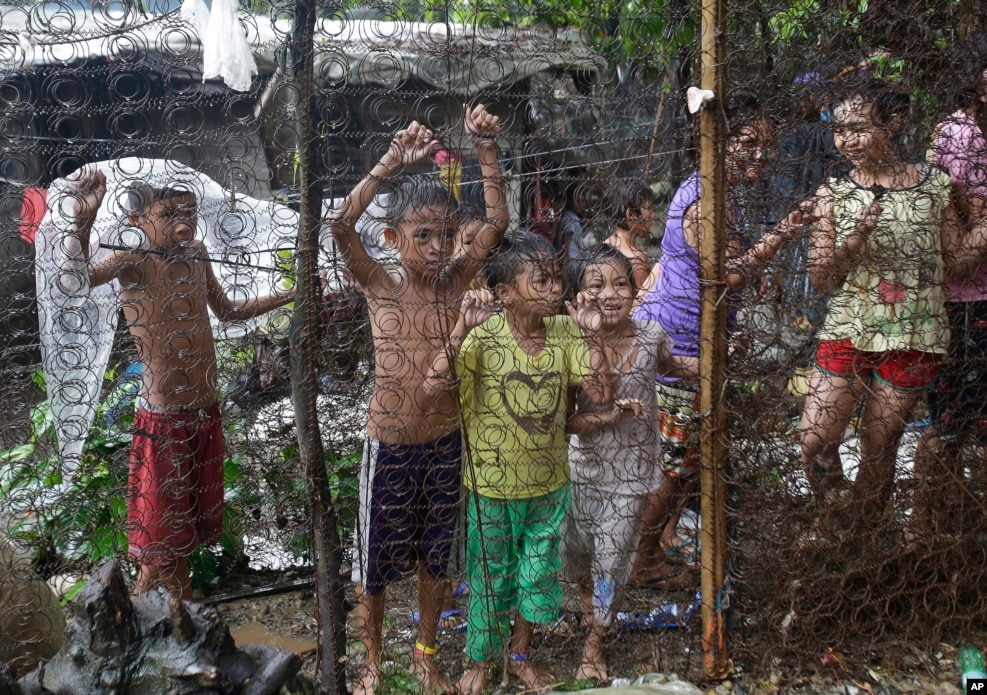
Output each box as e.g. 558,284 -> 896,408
289,0 -> 349,692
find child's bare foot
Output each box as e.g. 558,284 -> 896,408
575,655 -> 608,684
508,657 -> 557,693
630,559 -> 697,587
575,640 -> 607,683
458,662 -> 488,695
578,587 -> 594,629
411,649 -> 456,695
353,663 -> 380,695
660,530 -> 687,552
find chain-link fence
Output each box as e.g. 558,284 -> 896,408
1,0 -> 986,691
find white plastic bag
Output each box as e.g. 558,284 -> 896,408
182,0 -> 257,92
180,0 -> 208,39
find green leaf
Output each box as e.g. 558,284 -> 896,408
552,679 -> 600,692
29,402 -> 54,442
60,578 -> 89,606
224,455 -> 245,485
188,547 -> 219,588
0,443 -> 35,464
110,496 -> 128,522
89,527 -> 121,563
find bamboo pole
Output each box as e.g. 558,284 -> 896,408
289,1 -> 349,692
697,0 -> 731,679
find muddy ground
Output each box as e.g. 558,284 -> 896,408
204,565 -> 974,695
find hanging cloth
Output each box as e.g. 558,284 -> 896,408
181,0 -> 258,92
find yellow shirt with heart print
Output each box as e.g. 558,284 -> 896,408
458,313 -> 590,499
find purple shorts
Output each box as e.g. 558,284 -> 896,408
355,431 -> 462,595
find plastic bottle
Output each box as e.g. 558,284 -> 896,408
959,645 -> 987,691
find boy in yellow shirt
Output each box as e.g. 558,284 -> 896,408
426,231 -> 611,693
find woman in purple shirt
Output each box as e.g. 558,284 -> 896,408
632,91 -> 810,580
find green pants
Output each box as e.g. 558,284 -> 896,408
463,483 -> 570,662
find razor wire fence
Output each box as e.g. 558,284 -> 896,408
0,0 -> 986,690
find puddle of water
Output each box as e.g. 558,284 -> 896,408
229,620 -> 317,656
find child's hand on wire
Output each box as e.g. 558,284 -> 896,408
464,103 -> 501,140
384,121 -> 437,170
67,167 -> 107,224
567,291 -> 604,335
786,199 -> 818,231
458,288 -> 498,331
614,398 -> 647,418
854,200 -> 882,240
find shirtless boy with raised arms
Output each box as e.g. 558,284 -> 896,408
328,104 -> 507,695
63,170 -> 294,601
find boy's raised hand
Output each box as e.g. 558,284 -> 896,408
458,288 -> 498,331
567,291 -> 604,335
464,103 -> 501,140
384,121 -> 437,170
67,167 -> 107,225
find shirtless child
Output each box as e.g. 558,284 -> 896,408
63,170 -> 294,601
328,105 -> 507,695
601,181 -> 656,289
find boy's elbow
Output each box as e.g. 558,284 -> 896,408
328,220 -> 348,243
328,216 -> 357,242
565,417 -> 589,436
212,301 -> 244,323
214,310 -> 238,323
674,358 -> 700,380
422,378 -> 441,399
87,268 -> 109,289
944,258 -> 973,282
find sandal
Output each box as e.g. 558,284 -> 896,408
663,538 -> 699,564
411,609 -> 468,633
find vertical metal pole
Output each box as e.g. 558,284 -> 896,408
697,0 -> 731,679
289,2 -> 350,693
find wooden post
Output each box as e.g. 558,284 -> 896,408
697,0 -> 731,679
289,1 -> 350,692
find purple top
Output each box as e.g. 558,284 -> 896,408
635,173 -> 702,372
932,110 -> 987,302
635,172 -> 741,383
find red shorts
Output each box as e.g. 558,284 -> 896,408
128,403 -> 225,566
815,339 -> 941,390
